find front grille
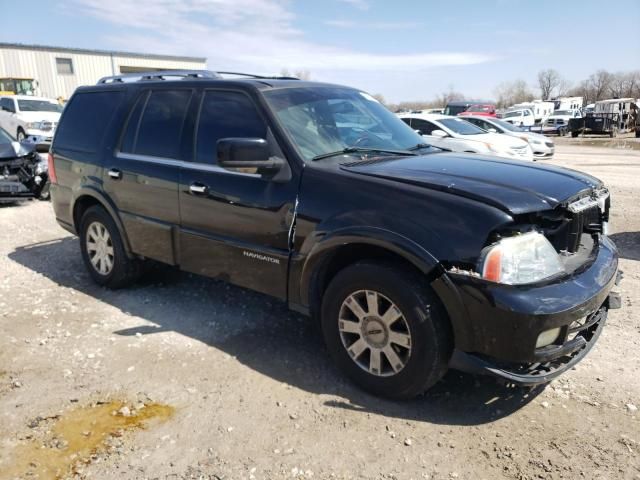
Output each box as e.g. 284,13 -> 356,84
544,205 -> 602,253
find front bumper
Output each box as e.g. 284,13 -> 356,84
438,234 -> 620,385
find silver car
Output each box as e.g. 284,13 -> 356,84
463,115 -> 554,160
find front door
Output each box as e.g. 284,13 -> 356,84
178,89 -> 297,299
104,88 -> 193,265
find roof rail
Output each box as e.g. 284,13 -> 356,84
216,71 -> 300,80
97,70 -> 221,84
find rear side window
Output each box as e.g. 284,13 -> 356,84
195,91 -> 267,165
121,89 -> 192,159
411,119 -> 438,135
54,91 -> 124,152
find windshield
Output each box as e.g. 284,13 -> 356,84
17,99 -> 63,113
492,118 -> 523,132
263,87 -> 424,161
467,104 -> 493,113
503,111 -> 522,118
443,105 -> 469,116
0,127 -> 13,144
438,118 -> 486,135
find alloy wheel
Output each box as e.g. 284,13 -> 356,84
338,290 -> 412,377
86,221 -> 115,275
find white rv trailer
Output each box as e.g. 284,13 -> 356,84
509,100 -> 555,124
551,97 -> 583,111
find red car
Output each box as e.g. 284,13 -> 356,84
458,104 -> 497,117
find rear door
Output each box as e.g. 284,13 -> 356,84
178,89 -> 297,299
104,88 -> 194,265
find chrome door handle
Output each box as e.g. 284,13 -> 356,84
189,183 -> 208,195
108,168 -> 122,180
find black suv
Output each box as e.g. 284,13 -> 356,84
50,70 -> 621,399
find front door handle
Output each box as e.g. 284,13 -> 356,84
107,168 -> 122,180
189,183 -> 209,195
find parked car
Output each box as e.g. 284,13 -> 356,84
457,103 -> 497,117
542,109 -> 582,136
50,70 -> 621,399
463,115 -> 554,159
443,100 -> 493,116
398,113 -> 534,161
0,95 -> 63,145
501,109 -> 535,127
0,126 -> 49,202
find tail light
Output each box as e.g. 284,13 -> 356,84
47,152 -> 57,184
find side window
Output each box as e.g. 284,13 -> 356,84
1,98 -> 15,113
121,89 -> 192,159
54,91 -> 124,152
411,119 -> 437,135
195,90 -> 267,165
401,118 -> 412,127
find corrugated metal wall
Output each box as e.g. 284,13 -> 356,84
0,47 -> 206,100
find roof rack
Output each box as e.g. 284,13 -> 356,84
97,70 -> 221,84
97,69 -> 300,85
216,71 -> 300,80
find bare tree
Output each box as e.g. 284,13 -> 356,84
279,68 -> 311,80
588,70 -> 614,101
494,79 -> 534,108
537,69 -> 562,100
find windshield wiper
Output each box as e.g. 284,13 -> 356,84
312,146 -> 417,161
408,142 -> 452,153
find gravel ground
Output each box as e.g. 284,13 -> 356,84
1,140 -> 639,480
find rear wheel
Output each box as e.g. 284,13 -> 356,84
79,206 -> 141,288
571,131 -> 579,138
321,262 -> 452,399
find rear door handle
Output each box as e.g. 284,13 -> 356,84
107,168 -> 122,180
189,182 -> 209,195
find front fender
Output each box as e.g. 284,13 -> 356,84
293,226 -> 440,309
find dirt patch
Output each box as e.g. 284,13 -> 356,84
3,401 -> 174,479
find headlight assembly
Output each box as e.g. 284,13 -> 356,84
479,231 -> 564,285
26,122 -> 41,130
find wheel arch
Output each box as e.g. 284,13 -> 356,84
299,228 -> 441,319
71,188 -> 134,258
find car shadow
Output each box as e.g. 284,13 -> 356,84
9,237 -> 543,426
609,232 -> 640,261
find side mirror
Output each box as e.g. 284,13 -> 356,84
414,129 -> 423,135
217,138 -> 284,175
431,129 -> 448,138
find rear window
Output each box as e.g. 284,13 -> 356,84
54,91 -> 124,152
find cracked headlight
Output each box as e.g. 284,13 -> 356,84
479,232 -> 564,284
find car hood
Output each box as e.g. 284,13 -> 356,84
17,111 -> 61,122
0,140 -> 35,160
341,152 -> 601,215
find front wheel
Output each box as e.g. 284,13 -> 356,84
16,128 -> 26,142
79,206 -> 141,288
321,262 -> 452,399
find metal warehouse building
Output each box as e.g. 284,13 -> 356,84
0,43 -> 207,100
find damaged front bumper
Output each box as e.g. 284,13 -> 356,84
436,234 -> 621,386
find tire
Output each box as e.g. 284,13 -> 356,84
79,206 -> 141,288
571,131 -> 579,138
16,128 -> 26,142
320,261 -> 452,399
635,129 -> 640,138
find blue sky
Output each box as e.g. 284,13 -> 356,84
2,0 -> 639,102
